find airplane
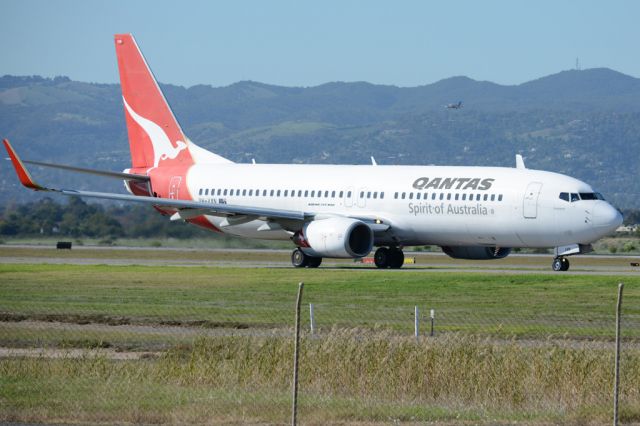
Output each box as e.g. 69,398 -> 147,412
446,101 -> 463,109
3,34 -> 623,271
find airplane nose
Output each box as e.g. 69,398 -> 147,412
593,202 -> 623,231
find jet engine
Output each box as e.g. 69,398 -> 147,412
441,246 -> 511,260
293,217 -> 373,258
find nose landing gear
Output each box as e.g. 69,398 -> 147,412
552,257 -> 570,272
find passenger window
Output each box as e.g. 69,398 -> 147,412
277,190 -> 281,197
447,193 -> 451,200
490,194 -> 495,201
318,191 -> 322,198
373,192 -> 378,199
204,189 -> 209,196
476,194 -> 482,201
439,193 -> 444,200
559,192 -> 569,202
242,189 -> 247,196
571,193 -> 580,202
304,190 -> 308,197
367,191 -> 371,199
498,194 -> 503,201
298,190 -> 302,197
462,194 -> 466,201
284,190 -> 288,197
455,193 -> 459,201
223,189 -> 228,196
268,190 -> 273,196
408,193 -> 413,200
483,194 -> 488,201
218,189 -> 222,196
394,192 -> 398,199
380,192 -> 384,199
401,192 -> 406,199
331,191 -> 335,198
416,193 -> 420,200
325,191 -> 329,197
432,193 -> 436,200
347,191 -> 352,198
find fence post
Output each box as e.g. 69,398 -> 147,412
430,309 -> 435,337
292,282 -> 304,426
414,306 -> 419,339
614,283 -> 624,426
309,303 -> 315,335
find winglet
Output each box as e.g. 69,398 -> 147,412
3,139 -> 46,190
515,154 -> 526,170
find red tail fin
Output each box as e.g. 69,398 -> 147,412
114,34 -> 193,170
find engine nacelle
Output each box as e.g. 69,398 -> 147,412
293,217 -> 373,258
441,246 -> 512,260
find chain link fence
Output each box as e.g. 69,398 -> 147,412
0,263 -> 639,424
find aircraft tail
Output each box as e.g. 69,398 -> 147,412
114,34 -> 230,170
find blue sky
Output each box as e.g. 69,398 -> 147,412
1,0 -> 638,88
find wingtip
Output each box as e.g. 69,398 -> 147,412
2,139 -> 45,190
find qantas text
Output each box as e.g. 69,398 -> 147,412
412,177 -> 495,191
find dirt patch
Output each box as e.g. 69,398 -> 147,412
0,312 -> 255,329
0,347 -> 159,360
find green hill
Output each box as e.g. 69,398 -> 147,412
1,69 -> 639,208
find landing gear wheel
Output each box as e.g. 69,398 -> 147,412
374,247 -> 390,268
388,248 -> 405,269
552,257 -> 570,272
291,248 -> 309,268
307,256 -> 322,268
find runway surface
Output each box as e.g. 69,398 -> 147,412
1,245 -> 639,275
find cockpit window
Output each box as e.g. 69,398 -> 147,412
579,192 -> 605,201
570,193 -> 580,202
559,192 -> 569,202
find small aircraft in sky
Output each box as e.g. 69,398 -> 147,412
2,34 -> 623,271
445,101 -> 463,109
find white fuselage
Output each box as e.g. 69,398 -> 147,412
182,163 -> 621,250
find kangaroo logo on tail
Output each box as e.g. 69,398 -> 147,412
123,97 -> 187,168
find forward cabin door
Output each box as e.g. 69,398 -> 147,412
523,182 -> 543,219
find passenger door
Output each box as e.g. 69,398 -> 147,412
523,182 -> 543,219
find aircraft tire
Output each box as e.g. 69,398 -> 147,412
561,257 -> 570,271
374,247 -> 390,268
307,256 -> 322,268
552,257 -> 565,272
292,248 -> 309,268
388,248 -> 405,269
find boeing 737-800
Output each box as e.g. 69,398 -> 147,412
3,34 -> 623,271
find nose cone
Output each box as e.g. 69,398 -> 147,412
593,202 -> 623,231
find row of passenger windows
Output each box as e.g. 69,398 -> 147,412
394,192 -> 503,202
198,188 -> 366,199
559,192 -> 604,202
198,187 -> 504,202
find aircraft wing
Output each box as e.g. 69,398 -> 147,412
3,139 -> 310,223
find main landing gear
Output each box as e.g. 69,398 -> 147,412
552,257 -> 570,272
374,247 -> 405,269
291,248 -> 322,268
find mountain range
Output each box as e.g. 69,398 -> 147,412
1,68 -> 639,208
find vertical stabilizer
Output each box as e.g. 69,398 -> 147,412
114,34 -> 230,169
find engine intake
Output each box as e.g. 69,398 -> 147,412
441,246 -> 511,260
293,217 -> 373,258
